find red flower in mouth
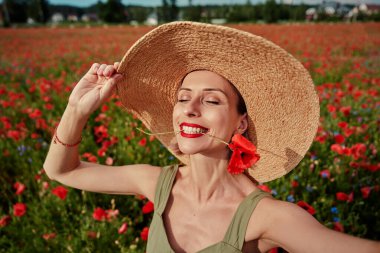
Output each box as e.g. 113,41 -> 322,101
227,134 -> 260,175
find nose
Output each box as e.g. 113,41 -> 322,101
183,98 -> 201,117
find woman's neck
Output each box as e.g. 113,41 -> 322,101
182,154 -> 246,205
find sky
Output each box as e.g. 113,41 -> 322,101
33,0 -> 380,7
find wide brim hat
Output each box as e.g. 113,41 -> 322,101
116,21 -> 320,183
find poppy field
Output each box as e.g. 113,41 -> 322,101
1,22 -> 379,252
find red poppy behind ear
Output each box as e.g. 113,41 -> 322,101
227,134 -> 260,174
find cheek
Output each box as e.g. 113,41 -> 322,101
207,110 -> 236,132
172,105 -> 181,127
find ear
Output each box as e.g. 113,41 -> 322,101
236,113 -> 248,135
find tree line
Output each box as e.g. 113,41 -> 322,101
1,0 -> 379,27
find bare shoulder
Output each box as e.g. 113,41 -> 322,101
246,196 -> 323,251
245,194 -> 278,241
249,197 -> 321,238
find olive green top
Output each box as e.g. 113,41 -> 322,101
146,164 -> 272,252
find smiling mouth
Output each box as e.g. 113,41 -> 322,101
179,123 -> 209,137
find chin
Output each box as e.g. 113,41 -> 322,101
177,144 -> 202,155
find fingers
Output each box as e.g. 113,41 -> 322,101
113,62 -> 120,69
97,64 -> 107,76
104,65 -> 116,77
88,63 -> 100,74
101,73 -> 123,100
88,63 -> 118,78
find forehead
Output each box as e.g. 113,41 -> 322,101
180,70 -> 236,96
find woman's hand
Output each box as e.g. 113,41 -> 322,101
68,62 -> 123,118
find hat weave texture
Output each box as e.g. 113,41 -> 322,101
117,21 -> 320,183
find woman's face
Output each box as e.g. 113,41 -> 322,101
172,70 -> 247,157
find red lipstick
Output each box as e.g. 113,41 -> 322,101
179,123 -> 208,138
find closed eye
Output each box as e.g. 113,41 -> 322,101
206,101 -> 219,105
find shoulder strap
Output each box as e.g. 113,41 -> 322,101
154,164 -> 179,215
223,190 -> 272,250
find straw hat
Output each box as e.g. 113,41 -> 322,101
116,21 -> 320,183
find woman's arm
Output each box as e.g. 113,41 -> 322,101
43,63 -> 161,201
259,198 -> 380,253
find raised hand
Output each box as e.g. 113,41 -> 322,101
68,62 -> 122,118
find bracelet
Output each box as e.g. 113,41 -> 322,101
53,126 -> 82,147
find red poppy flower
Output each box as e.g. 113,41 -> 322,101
28,109 -> 42,119
36,118 -> 48,130
333,222 -> 344,232
118,223 -> 128,234
0,215 -> 11,227
327,104 -> 336,112
334,134 -> 345,144
330,144 -> 344,155
360,186 -> 371,199
101,104 -> 108,112
51,186 -> 68,200
343,127 -> 354,137
315,135 -> 326,143
291,180 -> 299,188
97,146 -> 107,157
0,116 -> 11,129
227,134 -> 260,175
87,231 -> 97,239
13,203 -> 27,217
13,182 -> 26,195
142,201 -> 154,214
42,233 -> 56,240
31,133 -> 40,139
337,121 -> 348,129
105,209 -> 119,221
348,192 -> 354,203
257,184 -> 271,193
7,130 -> 22,141
93,207 -> 107,221
353,90 -> 363,100
82,152 -> 98,163
94,125 -> 108,143
138,137 -> 147,147
141,227 -> 149,241
336,192 -> 348,201
42,181 -> 49,190
350,143 -> 366,160
339,106 -> 351,117
296,201 -> 316,215
45,103 -> 54,110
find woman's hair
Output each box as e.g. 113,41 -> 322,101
230,81 -> 247,117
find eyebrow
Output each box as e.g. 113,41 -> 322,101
178,87 -> 228,97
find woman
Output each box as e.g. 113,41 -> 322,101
43,22 -> 380,253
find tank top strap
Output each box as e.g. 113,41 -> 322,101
223,190 -> 272,250
154,164 -> 179,215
